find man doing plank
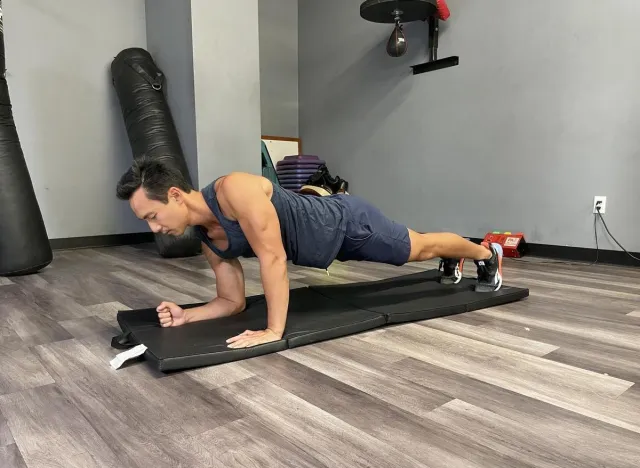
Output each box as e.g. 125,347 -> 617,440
116,156 -> 503,349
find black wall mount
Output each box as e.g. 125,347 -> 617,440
359,0 -> 459,74
411,15 -> 459,74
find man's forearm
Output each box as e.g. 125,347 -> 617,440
260,255 -> 289,336
185,296 -> 245,323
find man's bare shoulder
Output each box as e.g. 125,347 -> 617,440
215,172 -> 273,214
217,172 -> 271,195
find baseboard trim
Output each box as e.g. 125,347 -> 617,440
469,237 -> 640,267
50,232 -> 155,250
50,233 -> 640,267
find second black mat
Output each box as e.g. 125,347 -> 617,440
309,269 -> 530,323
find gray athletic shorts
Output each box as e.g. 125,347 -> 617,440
334,194 -> 411,266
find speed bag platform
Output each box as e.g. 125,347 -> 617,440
111,269 -> 529,372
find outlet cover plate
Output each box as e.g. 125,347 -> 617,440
593,196 -> 607,214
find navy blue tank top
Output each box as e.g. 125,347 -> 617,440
195,179 -> 348,269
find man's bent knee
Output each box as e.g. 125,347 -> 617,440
407,230 -> 438,262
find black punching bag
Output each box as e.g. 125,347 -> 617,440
0,2 -> 53,276
110,47 -> 201,258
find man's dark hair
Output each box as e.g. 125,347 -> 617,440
116,155 -> 192,202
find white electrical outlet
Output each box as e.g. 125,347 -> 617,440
593,196 -> 607,214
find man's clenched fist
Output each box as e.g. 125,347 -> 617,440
157,301 -> 187,327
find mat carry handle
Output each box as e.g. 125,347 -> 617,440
111,331 -> 140,350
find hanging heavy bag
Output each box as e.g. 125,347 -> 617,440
0,2 -> 53,276
110,47 -> 201,258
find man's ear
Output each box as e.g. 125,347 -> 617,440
167,186 -> 183,203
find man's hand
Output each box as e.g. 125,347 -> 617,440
157,301 -> 187,327
226,328 -> 282,348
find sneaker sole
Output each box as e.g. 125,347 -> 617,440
475,274 -> 502,292
455,259 -> 465,284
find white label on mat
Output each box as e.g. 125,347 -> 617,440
110,344 -> 147,370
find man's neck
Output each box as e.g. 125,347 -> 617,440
184,190 -> 219,228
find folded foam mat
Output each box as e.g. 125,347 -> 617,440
112,269 -> 528,372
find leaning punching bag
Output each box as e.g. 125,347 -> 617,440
0,2 -> 53,276
111,48 -> 201,258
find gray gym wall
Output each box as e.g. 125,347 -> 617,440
6,0 -> 292,242
146,0 -> 295,187
259,0 -> 299,138
145,0 -> 263,188
298,0 -> 640,252
190,0 -> 262,182
4,0 -> 147,240
145,0 -> 199,188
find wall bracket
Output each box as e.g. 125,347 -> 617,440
411,16 -> 459,75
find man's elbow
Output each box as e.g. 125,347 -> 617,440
259,252 -> 287,270
232,299 -> 246,314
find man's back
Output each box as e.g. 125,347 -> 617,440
196,177 -> 349,269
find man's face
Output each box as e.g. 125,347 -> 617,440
129,187 -> 189,236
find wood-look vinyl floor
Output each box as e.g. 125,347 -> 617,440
1,244 -> 639,467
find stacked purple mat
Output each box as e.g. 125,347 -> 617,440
276,155 -> 325,193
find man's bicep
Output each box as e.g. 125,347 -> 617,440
221,175 -> 286,260
201,242 -> 221,270
233,196 -> 286,261
240,212 -> 286,260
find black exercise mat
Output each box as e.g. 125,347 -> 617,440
309,269 -> 530,323
113,269 -> 528,372
114,287 -> 386,372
